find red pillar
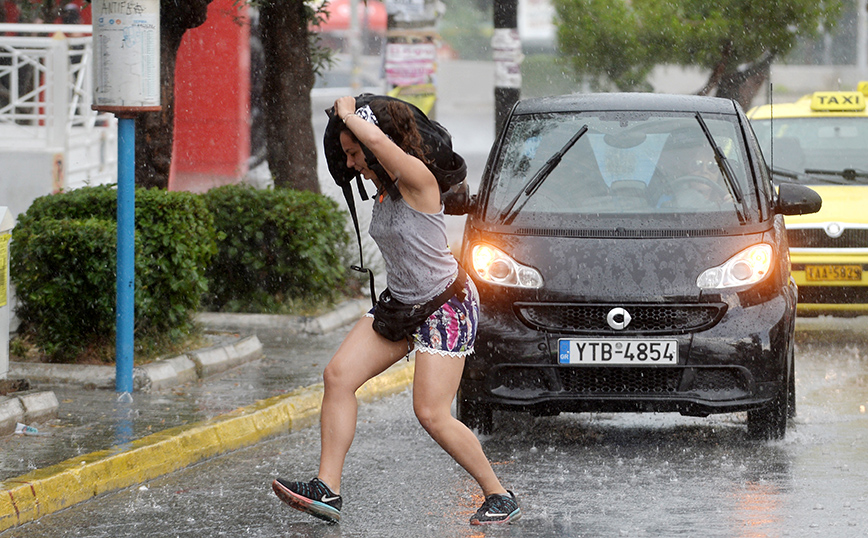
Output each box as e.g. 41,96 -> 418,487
170,0 -> 251,192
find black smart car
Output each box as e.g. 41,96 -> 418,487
447,93 -> 821,440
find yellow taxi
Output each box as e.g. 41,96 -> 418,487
748,82 -> 868,315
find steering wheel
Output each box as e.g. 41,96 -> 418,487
669,175 -> 729,203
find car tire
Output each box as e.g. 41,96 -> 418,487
456,397 -> 493,435
787,359 -> 797,420
746,381 -> 789,441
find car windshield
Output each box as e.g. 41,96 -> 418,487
484,110 -> 756,228
751,117 -> 868,184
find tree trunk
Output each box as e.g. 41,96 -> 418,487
134,0 -> 214,189
259,1 -> 319,192
716,63 -> 772,111
708,51 -> 775,111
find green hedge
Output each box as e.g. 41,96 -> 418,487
11,184 -> 352,362
201,184 -> 350,312
12,218 -> 119,359
11,186 -> 216,361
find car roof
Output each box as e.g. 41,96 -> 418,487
512,92 -> 740,115
747,91 -> 868,120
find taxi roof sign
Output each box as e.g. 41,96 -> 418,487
810,91 -> 865,112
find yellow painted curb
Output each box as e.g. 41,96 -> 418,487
0,359 -> 415,532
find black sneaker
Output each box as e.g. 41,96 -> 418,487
272,477 -> 342,523
469,490 -> 521,525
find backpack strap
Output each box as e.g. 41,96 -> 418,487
339,174 -> 376,308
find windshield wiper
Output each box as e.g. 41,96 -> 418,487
771,166 -> 847,185
694,113 -> 745,223
769,167 -> 801,182
500,124 -> 589,225
804,168 -> 868,182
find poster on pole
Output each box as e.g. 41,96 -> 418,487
385,39 -> 437,115
92,0 -> 161,113
492,28 -> 523,90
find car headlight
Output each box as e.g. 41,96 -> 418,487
471,244 -> 543,288
696,244 -> 773,289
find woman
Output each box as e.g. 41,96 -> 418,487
271,96 -> 520,526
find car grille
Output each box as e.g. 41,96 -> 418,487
787,227 -> 868,249
557,367 -> 681,394
690,368 -> 746,393
491,365 -> 749,399
515,303 -> 725,335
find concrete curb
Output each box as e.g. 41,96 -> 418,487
134,335 -> 264,392
8,335 -> 264,393
6,298 -> 369,392
0,391 -> 59,435
3,336 -> 264,438
194,298 -> 371,335
0,357 -> 415,532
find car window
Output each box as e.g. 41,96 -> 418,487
751,117 -> 868,182
485,111 -> 755,228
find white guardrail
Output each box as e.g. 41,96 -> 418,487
0,23 -> 116,191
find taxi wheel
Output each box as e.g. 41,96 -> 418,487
456,397 -> 493,436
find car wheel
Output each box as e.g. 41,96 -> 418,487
456,397 -> 493,435
747,382 -> 788,440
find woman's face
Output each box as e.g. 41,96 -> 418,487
340,131 -> 376,181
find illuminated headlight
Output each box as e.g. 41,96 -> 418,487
696,244 -> 773,289
471,244 -> 543,288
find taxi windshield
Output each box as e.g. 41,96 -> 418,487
484,111 -> 756,228
751,117 -> 868,184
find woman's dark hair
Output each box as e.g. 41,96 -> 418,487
340,99 -> 431,164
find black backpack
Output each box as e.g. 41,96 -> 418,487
323,94 -> 467,305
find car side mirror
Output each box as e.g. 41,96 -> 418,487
443,181 -> 475,215
776,183 -> 822,216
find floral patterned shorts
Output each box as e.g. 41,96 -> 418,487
367,277 -> 479,358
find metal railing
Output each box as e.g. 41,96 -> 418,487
0,23 -> 116,188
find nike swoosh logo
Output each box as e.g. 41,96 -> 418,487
485,511 -> 507,517
321,494 -> 340,503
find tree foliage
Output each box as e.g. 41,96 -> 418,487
554,0 -> 842,107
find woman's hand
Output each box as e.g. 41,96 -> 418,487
335,96 -> 356,122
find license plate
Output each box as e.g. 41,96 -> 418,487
558,339 -> 678,365
805,264 -> 862,281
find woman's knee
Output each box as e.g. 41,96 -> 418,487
323,358 -> 355,392
413,400 -> 452,433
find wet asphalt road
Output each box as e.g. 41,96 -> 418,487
3,326 -> 867,538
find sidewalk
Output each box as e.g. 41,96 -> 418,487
0,299 -> 416,533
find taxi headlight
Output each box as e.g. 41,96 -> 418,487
471,244 -> 543,288
697,244 -> 773,289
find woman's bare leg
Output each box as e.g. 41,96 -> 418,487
317,316 -> 409,493
412,351 -> 507,497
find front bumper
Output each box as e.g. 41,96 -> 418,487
461,290 -> 795,418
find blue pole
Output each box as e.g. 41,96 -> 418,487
116,117 -> 135,393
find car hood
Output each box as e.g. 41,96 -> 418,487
783,185 -> 868,227
479,230 -> 768,302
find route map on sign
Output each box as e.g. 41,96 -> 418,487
93,0 -> 159,108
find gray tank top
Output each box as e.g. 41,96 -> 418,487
369,195 -> 458,304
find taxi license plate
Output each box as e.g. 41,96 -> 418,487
558,339 -> 678,365
805,264 -> 862,282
